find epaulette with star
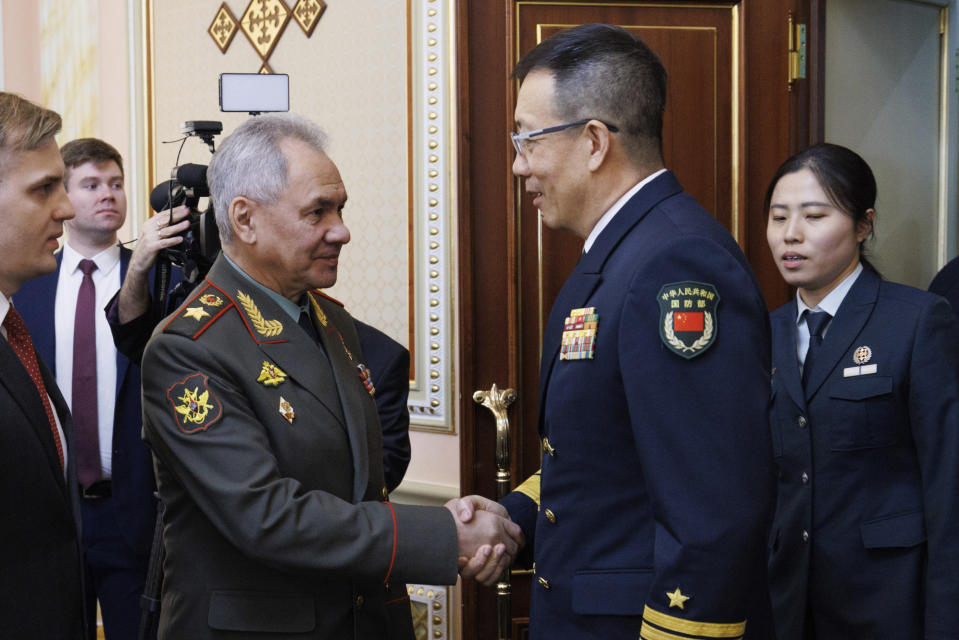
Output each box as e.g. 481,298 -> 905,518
162,282 -> 233,340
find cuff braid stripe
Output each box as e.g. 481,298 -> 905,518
641,622 -> 742,640
643,605 -> 746,638
515,470 -> 541,505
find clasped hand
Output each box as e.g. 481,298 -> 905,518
444,495 -> 525,586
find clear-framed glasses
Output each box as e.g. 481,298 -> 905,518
511,119 -> 619,157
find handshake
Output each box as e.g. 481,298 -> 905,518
444,495 -> 525,586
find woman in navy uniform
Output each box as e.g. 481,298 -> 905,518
765,143 -> 959,640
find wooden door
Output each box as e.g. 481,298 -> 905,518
457,1 -> 818,638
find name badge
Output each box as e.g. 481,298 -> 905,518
843,364 -> 877,377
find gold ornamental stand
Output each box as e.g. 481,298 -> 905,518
472,383 -> 517,640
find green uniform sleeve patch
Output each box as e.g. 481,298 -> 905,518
657,281 -> 720,359
166,372 -> 223,433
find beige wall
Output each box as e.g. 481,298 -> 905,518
2,0 -> 134,240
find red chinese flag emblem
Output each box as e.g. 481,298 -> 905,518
673,311 -> 704,332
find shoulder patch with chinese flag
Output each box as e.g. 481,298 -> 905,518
166,372 -> 223,434
657,282 -> 720,360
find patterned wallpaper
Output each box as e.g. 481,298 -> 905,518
150,1 -> 410,347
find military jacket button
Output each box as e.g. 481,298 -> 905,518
801,472 -> 809,484
381,486 -> 389,500
356,595 -> 365,607
537,576 -> 551,590
544,508 -> 556,523
798,415 -> 808,429
801,529 -> 810,543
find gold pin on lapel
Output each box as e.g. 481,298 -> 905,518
278,397 -> 295,423
257,361 -> 287,387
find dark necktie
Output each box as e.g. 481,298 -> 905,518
3,307 -> 65,470
74,259 -> 100,488
298,308 -> 319,342
802,310 -> 832,388
298,305 -> 328,358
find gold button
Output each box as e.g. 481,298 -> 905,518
384,582 -> 391,591
543,437 -> 556,456
381,486 -> 389,500
537,576 -> 551,590
356,595 -> 365,607
544,508 -> 556,523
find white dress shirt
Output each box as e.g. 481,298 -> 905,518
583,168 -> 667,254
794,262 -> 863,371
55,243 -> 121,478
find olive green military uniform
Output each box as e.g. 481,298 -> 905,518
141,256 -> 457,639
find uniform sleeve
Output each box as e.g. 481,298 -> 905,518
907,296 -> 959,638
141,330 -> 458,586
619,236 -> 775,637
500,470 -> 540,568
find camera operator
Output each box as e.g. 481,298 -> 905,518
116,206 -> 190,324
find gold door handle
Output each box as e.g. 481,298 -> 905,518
472,384 -> 516,501
472,383 -> 516,640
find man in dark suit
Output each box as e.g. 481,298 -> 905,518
0,91 -> 85,638
139,112 -> 520,638
354,319 -> 411,493
485,25 -> 775,639
14,138 -> 187,639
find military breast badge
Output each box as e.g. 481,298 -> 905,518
257,361 -> 287,386
166,372 -> 223,434
278,397 -> 295,423
658,282 -> 720,359
843,345 -> 877,377
560,307 -> 599,360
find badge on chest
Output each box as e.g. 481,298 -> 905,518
561,307 -> 599,360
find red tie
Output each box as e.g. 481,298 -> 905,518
3,306 -> 65,470
73,259 -> 100,487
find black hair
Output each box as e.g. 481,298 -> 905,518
764,142 -> 878,270
513,23 -> 667,167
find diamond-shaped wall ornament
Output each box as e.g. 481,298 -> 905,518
258,62 -> 274,74
292,0 -> 326,37
240,0 -> 292,62
208,3 -> 239,53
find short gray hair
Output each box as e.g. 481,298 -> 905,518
207,113 -> 328,244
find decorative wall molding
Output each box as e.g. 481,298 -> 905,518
408,0 -> 455,432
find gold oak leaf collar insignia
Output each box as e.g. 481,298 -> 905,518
237,290 -> 284,337
667,587 -> 690,610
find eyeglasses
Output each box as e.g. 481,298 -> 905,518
511,119 -> 619,157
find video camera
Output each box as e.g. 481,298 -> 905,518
150,121 -> 223,284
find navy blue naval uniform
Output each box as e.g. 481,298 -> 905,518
501,170 -> 775,640
768,266 -> 959,640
